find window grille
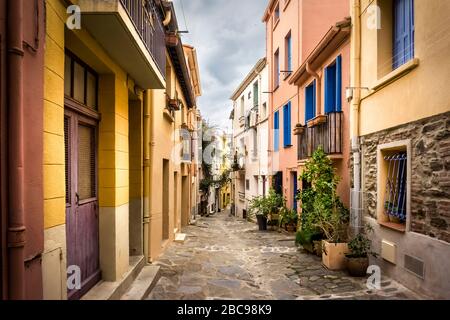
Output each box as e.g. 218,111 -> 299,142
383,153 -> 407,223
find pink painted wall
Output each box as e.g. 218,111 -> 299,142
265,0 -> 350,209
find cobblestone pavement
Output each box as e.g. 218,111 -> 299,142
148,210 -> 422,300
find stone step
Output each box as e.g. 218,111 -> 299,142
120,265 -> 161,300
174,233 -> 187,243
82,255 -> 145,300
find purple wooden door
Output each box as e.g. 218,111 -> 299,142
65,109 -> 100,300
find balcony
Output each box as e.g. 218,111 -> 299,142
298,111 -> 343,161
78,0 -> 165,89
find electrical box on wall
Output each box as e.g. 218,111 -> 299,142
381,239 -> 397,264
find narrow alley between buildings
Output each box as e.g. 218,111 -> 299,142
147,210 -> 421,300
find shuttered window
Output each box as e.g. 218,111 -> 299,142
286,32 -> 292,74
393,0 -> 414,69
305,80 -> 316,122
274,49 -> 280,88
78,125 -> 96,200
274,110 -> 280,152
283,101 -> 292,147
324,55 -> 342,114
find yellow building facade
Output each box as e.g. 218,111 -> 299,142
350,0 -> 450,299
42,0 -> 201,299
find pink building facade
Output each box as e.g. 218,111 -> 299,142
263,0 -> 350,209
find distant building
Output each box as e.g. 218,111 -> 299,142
230,58 -> 269,219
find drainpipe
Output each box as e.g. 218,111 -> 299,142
7,0 -> 26,300
350,0 -> 362,231
143,90 -> 151,262
306,62 -> 322,115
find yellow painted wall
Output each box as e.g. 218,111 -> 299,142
358,0 -> 450,136
43,0 -> 67,229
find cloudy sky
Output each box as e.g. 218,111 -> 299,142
173,0 -> 267,133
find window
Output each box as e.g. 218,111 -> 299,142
393,0 -> 414,69
377,141 -> 410,233
262,102 -> 267,119
64,51 -> 98,110
324,55 -> 342,114
274,110 -> 280,152
240,96 -> 245,117
285,32 -> 292,77
248,91 -> 251,100
274,49 -> 280,88
305,80 -> 316,122
253,81 -> 259,107
274,3 -> 280,22
253,128 -> 258,157
283,102 -> 292,147
246,179 -> 250,190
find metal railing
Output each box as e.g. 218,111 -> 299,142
298,111 -> 343,160
120,0 -> 166,76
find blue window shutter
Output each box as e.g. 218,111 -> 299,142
394,0 -> 414,69
283,102 -> 291,147
336,55 -> 342,112
288,102 -> 291,145
274,111 -> 279,151
305,82 -> 316,122
324,67 -> 330,113
312,80 -> 316,118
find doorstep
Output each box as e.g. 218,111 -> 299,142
120,265 -> 161,300
81,255 -> 145,300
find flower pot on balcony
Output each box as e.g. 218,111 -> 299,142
293,124 -> 305,135
165,32 -> 179,47
322,240 -> 349,270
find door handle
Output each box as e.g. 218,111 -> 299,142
75,192 -> 80,206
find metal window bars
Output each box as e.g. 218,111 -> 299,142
383,152 -> 407,223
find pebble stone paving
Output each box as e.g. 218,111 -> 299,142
147,209 -> 422,300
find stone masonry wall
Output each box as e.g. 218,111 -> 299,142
359,111 -> 450,243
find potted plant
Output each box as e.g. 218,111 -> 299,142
346,225 -> 377,277
299,146 -> 349,270
279,207 -> 298,232
248,196 -> 268,231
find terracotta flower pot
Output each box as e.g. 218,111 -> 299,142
322,240 -> 349,270
346,256 -> 369,277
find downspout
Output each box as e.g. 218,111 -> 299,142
306,62 -> 322,116
7,0 -> 26,299
143,90 -> 151,263
350,0 -> 362,231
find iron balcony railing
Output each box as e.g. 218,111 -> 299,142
120,0 -> 166,76
298,111 -> 343,160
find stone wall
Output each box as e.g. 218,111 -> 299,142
359,111 -> 450,243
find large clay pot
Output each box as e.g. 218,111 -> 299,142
322,240 -> 349,270
346,256 -> 369,277
256,215 -> 267,231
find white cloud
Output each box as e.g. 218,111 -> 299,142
173,0 -> 267,130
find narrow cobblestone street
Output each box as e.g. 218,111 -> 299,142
148,210 -> 421,300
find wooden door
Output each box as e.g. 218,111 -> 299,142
65,109 -> 100,300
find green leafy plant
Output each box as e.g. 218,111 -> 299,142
248,189 -> 284,220
296,146 -> 349,244
279,207 -> 298,227
347,225 -> 377,258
